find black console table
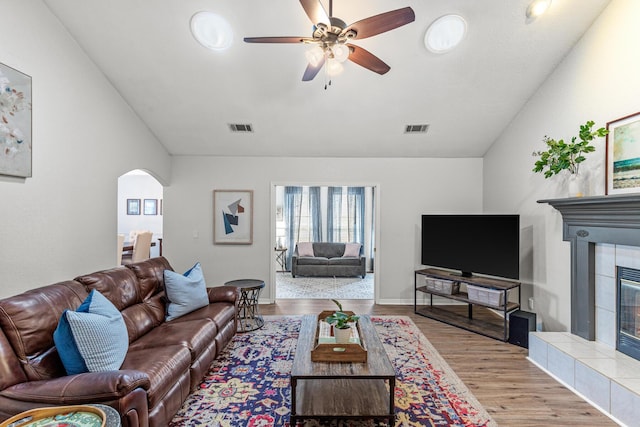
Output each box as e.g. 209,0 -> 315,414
414,268 -> 521,341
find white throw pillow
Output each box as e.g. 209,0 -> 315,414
343,243 -> 361,257
297,242 -> 315,257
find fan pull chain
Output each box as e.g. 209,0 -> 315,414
323,54 -> 332,90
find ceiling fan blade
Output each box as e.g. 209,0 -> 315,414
347,44 -> 390,75
243,36 -> 314,44
343,7 -> 415,40
300,0 -> 330,26
302,56 -> 326,81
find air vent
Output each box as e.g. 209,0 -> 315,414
404,124 -> 429,133
228,123 -> 254,133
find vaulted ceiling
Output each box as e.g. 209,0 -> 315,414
43,0 -> 610,158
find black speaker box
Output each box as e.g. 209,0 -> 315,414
509,310 -> 536,348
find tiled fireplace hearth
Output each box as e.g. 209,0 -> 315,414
530,195 -> 640,426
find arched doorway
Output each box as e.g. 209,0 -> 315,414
117,169 -> 164,260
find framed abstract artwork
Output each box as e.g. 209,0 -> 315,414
127,199 -> 141,215
213,190 -> 253,244
0,62 -> 32,178
144,199 -> 158,215
606,112 -> 640,195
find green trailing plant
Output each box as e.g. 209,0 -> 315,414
325,299 -> 359,329
532,120 -> 608,178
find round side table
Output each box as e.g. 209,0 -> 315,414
225,279 -> 265,333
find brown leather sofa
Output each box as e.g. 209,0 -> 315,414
0,257 -> 239,427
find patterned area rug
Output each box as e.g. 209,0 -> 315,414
275,273 -> 374,299
170,316 -> 497,427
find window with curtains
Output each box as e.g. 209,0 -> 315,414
296,187 -> 322,243
283,186 -> 322,270
327,186 -> 365,243
280,185 -> 372,271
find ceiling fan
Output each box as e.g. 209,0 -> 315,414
244,0 -> 415,82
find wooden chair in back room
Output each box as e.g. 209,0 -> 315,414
121,231 -> 153,264
116,233 -> 125,266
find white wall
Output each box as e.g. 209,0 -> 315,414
164,156 -> 483,303
0,1 -> 171,297
483,0 -> 640,331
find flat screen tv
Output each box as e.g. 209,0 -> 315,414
421,214 -> 520,280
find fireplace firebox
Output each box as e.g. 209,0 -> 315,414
618,266 -> 640,361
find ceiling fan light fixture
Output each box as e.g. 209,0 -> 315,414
190,11 -> 233,51
331,44 -> 350,63
305,45 -> 326,67
526,0 -> 552,21
424,14 -> 467,54
326,59 -> 344,77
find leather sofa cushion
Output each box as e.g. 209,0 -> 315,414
0,331 -> 27,390
296,257 -> 329,265
76,266 -> 167,343
75,267 -> 140,311
119,293 -> 166,343
170,303 -> 236,333
327,257 -> 362,266
129,319 -> 217,360
121,344 -> 190,409
126,257 -> 174,300
0,281 -> 88,381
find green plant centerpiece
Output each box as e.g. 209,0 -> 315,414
325,299 -> 359,329
325,299 -> 359,344
532,120 -> 608,178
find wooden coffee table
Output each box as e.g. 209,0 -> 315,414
290,315 -> 396,425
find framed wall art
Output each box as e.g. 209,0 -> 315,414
213,189 -> 253,244
0,62 -> 32,178
606,112 -> 640,195
127,199 -> 141,215
144,199 -> 158,215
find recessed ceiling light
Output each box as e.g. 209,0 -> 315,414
190,11 -> 233,51
526,0 -> 552,21
424,15 -> 467,54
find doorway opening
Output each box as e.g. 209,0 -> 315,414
117,170 -> 164,263
272,185 -> 377,301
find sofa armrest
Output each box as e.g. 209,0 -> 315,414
0,370 -> 150,405
207,285 -> 239,305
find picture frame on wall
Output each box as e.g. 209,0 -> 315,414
606,112 -> 640,195
213,189 -> 253,244
144,199 -> 158,215
127,199 -> 141,215
0,62 -> 32,178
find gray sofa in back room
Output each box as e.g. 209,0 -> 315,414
291,242 -> 366,278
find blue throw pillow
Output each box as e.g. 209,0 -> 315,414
164,262 -> 209,321
53,290 -> 129,375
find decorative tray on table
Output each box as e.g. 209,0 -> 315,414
0,405 -> 106,427
310,310 -> 368,363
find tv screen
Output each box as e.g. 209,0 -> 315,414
421,214 -> 520,280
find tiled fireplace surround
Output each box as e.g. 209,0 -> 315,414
530,195 -> 640,426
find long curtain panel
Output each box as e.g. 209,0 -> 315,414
326,186 -> 343,242
370,187 -> 375,270
347,186 -> 365,244
284,186 -> 302,270
309,186 -> 323,242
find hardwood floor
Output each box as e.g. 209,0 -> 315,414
261,299 -> 619,427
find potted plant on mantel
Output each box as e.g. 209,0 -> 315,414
325,299 -> 359,344
532,120 -> 608,197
